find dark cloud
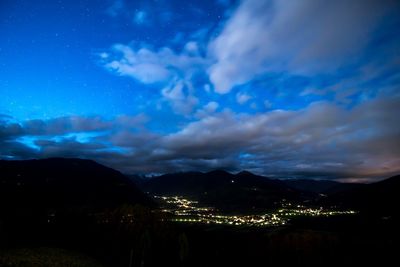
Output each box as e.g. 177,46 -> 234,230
0,123 -> 23,140
23,116 -> 112,136
1,96 -> 399,181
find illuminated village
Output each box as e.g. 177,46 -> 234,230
154,195 -> 356,227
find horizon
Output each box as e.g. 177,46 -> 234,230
1,0 -> 400,182
1,156 -> 394,184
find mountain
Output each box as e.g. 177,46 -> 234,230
283,179 -> 363,194
141,170 -> 302,212
126,174 -> 148,186
0,158 -> 155,219
325,175 -> 400,218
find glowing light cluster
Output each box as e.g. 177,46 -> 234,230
154,195 -> 357,227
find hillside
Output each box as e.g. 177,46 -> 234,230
141,170 -> 302,212
283,179 -> 363,194
0,158 -> 155,219
325,175 -> 400,218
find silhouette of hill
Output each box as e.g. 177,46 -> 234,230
0,159 -> 398,267
142,170 -> 301,212
2,157 -> 397,217
0,158 -> 155,219
283,179 -> 363,194
126,174 -> 148,186
325,175 -> 399,217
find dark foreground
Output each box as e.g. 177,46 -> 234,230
0,159 -> 398,266
0,211 -> 398,267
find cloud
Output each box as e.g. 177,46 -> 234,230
106,0 -> 124,17
100,42 -> 208,114
11,0 -> 399,180
208,0 -> 399,93
184,41 -> 200,55
1,95 -> 399,180
22,116 -> 112,136
101,43 -> 207,84
115,114 -> 149,128
161,81 -> 199,115
160,96 -> 400,178
264,100 -> 272,109
102,44 -> 171,84
236,92 -> 252,105
0,114 -> 146,143
134,10 -> 147,25
100,0 -> 399,116
195,101 -> 219,118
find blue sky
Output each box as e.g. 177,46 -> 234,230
1,0 -> 399,181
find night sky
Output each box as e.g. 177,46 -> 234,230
1,0 -> 399,182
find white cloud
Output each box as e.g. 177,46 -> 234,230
203,101 -> 219,113
101,43 -> 207,85
99,0 -> 399,125
184,41 -> 200,55
195,101 -> 219,118
100,42 -> 209,114
208,0 -> 396,93
99,52 -> 109,59
161,81 -> 199,115
103,45 -> 170,83
236,92 -> 252,104
134,10 -> 147,25
264,100 -> 272,109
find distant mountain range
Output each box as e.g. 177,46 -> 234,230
324,175 -> 400,218
140,170 -> 399,216
282,179 -> 363,194
141,170 -> 304,212
0,158 -> 398,218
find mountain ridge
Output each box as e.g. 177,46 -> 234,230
0,158 -> 155,218
140,169 -> 301,212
